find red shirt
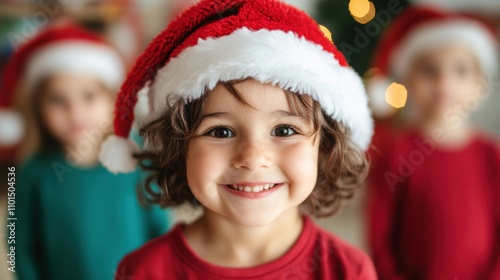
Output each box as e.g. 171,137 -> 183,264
114,216 -> 376,279
368,131 -> 500,280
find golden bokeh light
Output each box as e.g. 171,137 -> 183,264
349,0 -> 371,18
319,24 -> 333,42
385,82 -> 408,108
352,1 -> 376,24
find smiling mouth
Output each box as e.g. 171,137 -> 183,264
225,183 -> 279,193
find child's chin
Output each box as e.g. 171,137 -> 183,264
227,210 -> 282,227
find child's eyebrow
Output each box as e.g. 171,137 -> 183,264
273,110 -> 309,122
201,110 -> 309,122
202,112 -> 231,119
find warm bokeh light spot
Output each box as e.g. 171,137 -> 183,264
319,24 -> 333,42
352,1 -> 376,24
349,0 -> 371,18
385,82 -> 407,108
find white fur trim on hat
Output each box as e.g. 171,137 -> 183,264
150,28 -> 373,150
133,82 -> 154,129
391,20 -> 498,79
25,41 -> 125,90
98,135 -> 140,174
0,109 -> 24,146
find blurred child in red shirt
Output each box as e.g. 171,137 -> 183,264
367,6 -> 500,280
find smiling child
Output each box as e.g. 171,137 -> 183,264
99,0 -> 376,279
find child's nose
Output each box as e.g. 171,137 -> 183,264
435,71 -> 454,90
231,139 -> 272,170
67,102 -> 85,119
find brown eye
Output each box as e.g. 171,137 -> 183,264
456,63 -> 469,77
420,63 -> 438,78
84,91 -> 97,103
47,93 -> 66,106
208,127 -> 234,138
272,125 -> 296,137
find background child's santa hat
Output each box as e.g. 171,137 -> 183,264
0,23 -> 125,146
368,5 -> 499,117
99,0 -> 373,174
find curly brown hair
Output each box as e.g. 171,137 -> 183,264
136,80 -> 368,217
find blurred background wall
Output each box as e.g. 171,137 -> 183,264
0,1 -> 498,279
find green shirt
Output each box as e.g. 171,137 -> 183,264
13,150 -> 171,280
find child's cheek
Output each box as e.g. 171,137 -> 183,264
88,96 -> 114,131
41,106 -> 69,141
277,141 -> 319,198
186,141 -> 229,202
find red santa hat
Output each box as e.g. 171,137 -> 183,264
99,0 -> 373,174
368,5 -> 499,117
0,23 -> 125,146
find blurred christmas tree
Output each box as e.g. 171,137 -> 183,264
315,0 -> 411,75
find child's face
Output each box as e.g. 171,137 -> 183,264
39,74 -> 114,147
186,80 -> 321,227
405,45 -> 482,122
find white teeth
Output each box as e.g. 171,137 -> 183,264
228,184 -> 279,193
